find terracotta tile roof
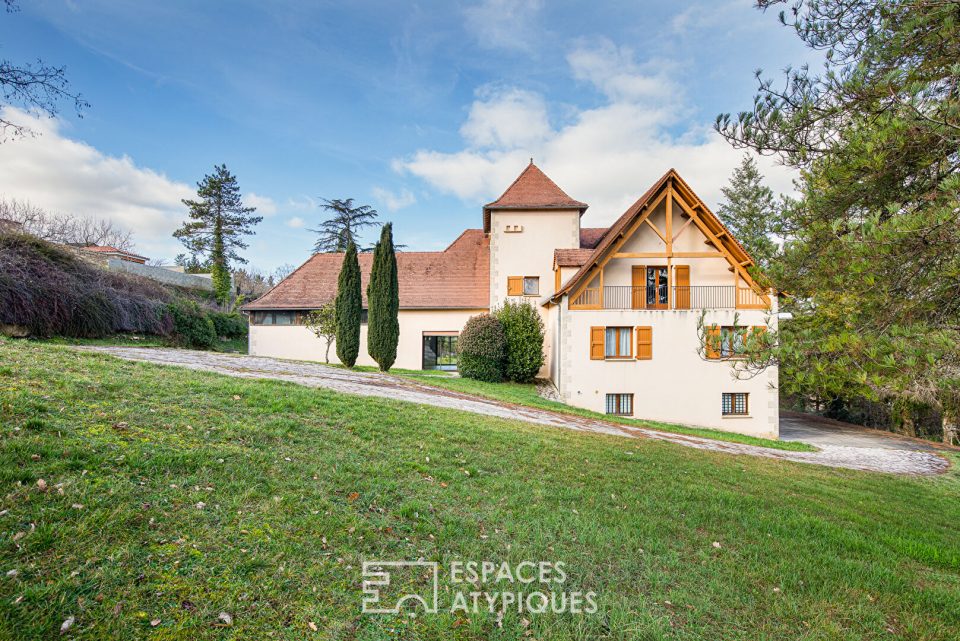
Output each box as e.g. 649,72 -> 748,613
551,169 -> 756,302
242,229 -> 489,311
81,245 -> 148,261
483,162 -> 587,232
578,227 -> 608,249
554,248 -> 594,268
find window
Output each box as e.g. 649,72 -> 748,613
523,276 -> 539,296
422,334 -> 459,371
508,276 -> 539,296
722,393 -> 749,416
646,266 -> 669,308
720,326 -> 746,358
605,327 -> 633,358
251,311 -> 297,325
707,326 -> 766,359
251,309 -> 361,326
606,393 -> 634,416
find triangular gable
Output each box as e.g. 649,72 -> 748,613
550,169 -> 765,304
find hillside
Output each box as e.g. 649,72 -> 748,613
0,233 -> 245,349
1,340 -> 958,640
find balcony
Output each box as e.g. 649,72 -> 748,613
571,285 -> 769,310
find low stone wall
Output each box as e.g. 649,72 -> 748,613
107,259 -> 215,291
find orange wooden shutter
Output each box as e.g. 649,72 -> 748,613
750,325 -> 767,352
636,326 -> 653,360
507,276 -> 522,296
590,326 -> 605,360
706,326 -> 721,359
674,265 -> 690,309
631,265 -> 646,309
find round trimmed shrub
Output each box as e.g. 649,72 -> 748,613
457,314 -> 506,382
167,300 -> 216,349
495,299 -> 545,383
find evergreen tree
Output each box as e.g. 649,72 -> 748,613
366,223 -> 399,371
716,155 -> 780,270
716,0 -> 960,438
310,198 -> 379,253
174,165 -> 261,305
334,241 -> 362,367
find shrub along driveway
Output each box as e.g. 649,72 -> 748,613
78,346 -> 949,475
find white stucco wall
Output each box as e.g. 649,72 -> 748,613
556,300 -> 779,438
489,208 -> 580,376
249,308 -> 487,370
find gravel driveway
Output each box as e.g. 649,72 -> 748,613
78,347 -> 950,476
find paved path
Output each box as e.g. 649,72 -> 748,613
780,412 -> 940,451
77,347 -> 950,476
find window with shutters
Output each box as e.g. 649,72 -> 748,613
635,326 -> 652,360
605,327 -> 633,358
707,325 -> 767,359
523,276 -> 539,296
507,276 -> 539,296
722,392 -> 749,416
605,393 -> 634,416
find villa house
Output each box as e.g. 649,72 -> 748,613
244,164 -> 778,438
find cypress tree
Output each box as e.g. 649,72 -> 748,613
367,223 -> 399,371
334,241 -> 361,368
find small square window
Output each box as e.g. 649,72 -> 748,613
523,277 -> 539,296
722,393 -> 749,416
606,393 -> 634,416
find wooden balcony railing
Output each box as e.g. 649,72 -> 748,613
570,285 -> 770,310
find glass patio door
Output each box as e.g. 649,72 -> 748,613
646,266 -> 669,309
422,334 -> 459,370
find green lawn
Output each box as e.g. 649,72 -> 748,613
386,369 -> 815,452
1,339 -> 959,640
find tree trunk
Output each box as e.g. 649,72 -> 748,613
943,408 -> 959,447
896,403 -> 916,437
325,340 -> 331,365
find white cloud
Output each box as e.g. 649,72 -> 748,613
460,87 -> 551,149
393,39 -> 797,226
287,216 -> 306,228
371,186 -> 416,212
0,108 -> 194,260
463,0 -> 544,52
567,39 -> 679,104
246,192 -> 278,215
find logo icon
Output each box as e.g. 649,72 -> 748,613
361,561 -> 439,614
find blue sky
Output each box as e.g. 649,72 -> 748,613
0,1 -> 813,272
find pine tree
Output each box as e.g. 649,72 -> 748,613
310,198 -> 379,253
715,0 -> 960,438
367,223 -> 399,371
174,164 -> 262,305
716,155 -> 780,270
334,241 -> 362,368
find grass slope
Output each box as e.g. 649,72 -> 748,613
383,369 -> 814,452
1,340 -> 959,640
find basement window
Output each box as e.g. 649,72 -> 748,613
606,393 -> 634,416
722,393 -> 749,416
